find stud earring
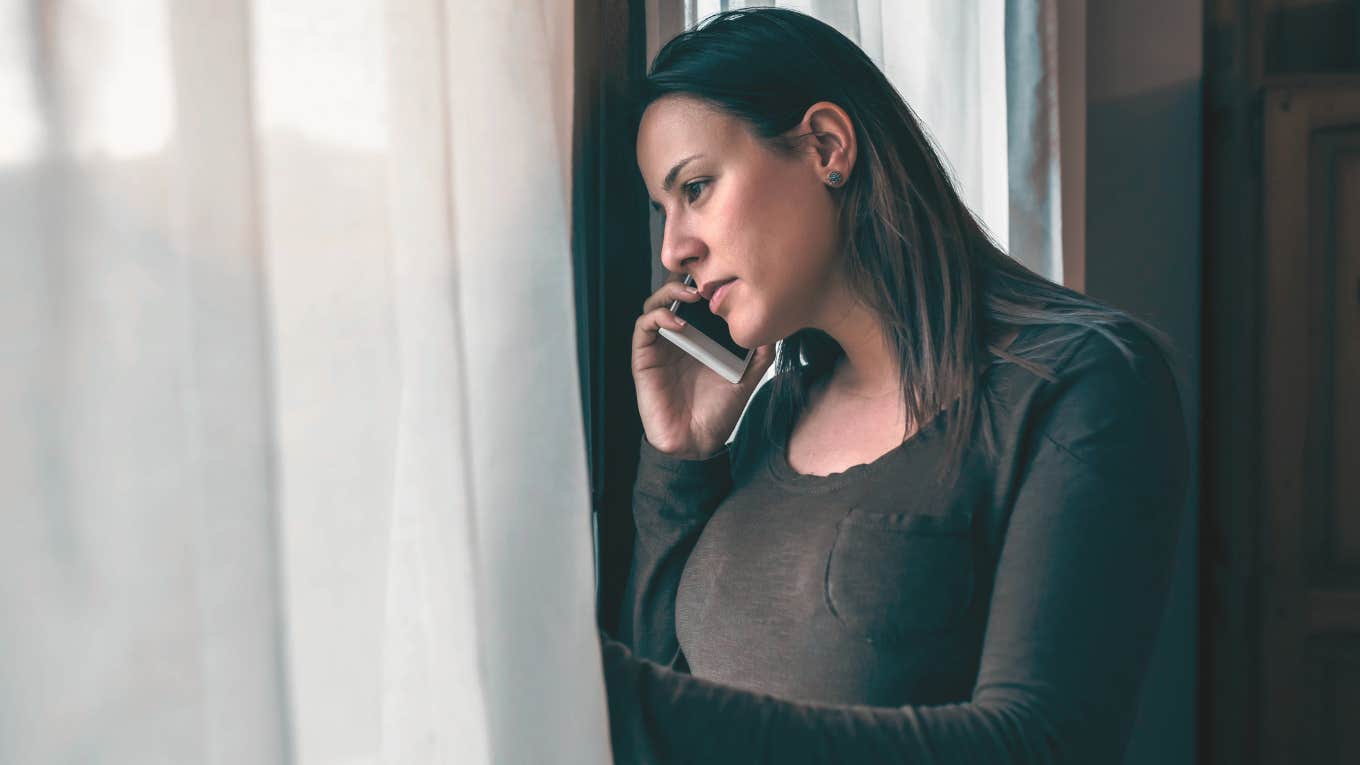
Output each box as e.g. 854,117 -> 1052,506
827,170 -> 844,186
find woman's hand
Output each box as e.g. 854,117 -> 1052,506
632,277 -> 776,460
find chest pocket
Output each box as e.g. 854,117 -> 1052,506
823,507 -> 976,646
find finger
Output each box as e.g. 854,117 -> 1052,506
641,280 -> 700,314
641,279 -> 702,314
633,305 -> 689,351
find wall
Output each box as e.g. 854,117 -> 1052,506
1084,2 -> 1203,763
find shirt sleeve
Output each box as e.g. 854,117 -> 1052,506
600,330 -> 1190,764
616,434 -> 733,669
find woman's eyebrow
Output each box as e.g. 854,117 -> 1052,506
649,154 -> 705,211
661,154 -> 705,193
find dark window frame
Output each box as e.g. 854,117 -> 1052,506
572,0 -> 652,635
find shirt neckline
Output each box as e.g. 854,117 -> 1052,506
765,399 -> 948,492
762,322 -> 1047,493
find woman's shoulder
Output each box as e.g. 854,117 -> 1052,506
996,318 -> 1186,465
1001,318 -> 1179,391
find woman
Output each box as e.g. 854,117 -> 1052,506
600,8 -> 1188,764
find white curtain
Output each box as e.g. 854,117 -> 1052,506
1005,0 -> 1083,288
680,0 -> 1084,285
0,1 -> 608,763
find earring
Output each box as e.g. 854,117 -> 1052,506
827,170 -> 844,186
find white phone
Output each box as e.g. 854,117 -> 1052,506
657,274 -> 755,384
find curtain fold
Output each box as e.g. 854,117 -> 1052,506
1005,0 -> 1079,285
0,1 -> 290,761
0,1 -> 606,762
439,1 -> 607,763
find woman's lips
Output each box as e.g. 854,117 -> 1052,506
710,279 -> 737,314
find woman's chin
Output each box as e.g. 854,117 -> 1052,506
725,301 -> 783,350
727,315 -> 767,351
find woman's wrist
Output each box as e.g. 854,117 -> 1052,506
640,434 -> 727,463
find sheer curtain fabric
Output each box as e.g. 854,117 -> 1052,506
0,1 -> 607,763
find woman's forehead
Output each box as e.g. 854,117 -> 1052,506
637,98 -> 748,179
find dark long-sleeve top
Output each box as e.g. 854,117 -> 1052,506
601,321 -> 1190,764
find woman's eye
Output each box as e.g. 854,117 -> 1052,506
683,179 -> 709,203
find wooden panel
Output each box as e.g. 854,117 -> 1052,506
1205,5 -> 1360,763
1261,88 -> 1312,764
1262,0 -> 1360,76
1261,85 -> 1360,764
1309,591 -> 1360,631
1203,5 -> 1266,763
1301,635 -> 1360,764
1304,130 -> 1360,585
1338,642 -> 1360,764
1330,151 -> 1360,570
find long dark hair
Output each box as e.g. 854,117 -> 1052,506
637,8 -> 1170,478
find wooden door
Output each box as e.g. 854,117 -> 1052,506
1260,85 -> 1360,764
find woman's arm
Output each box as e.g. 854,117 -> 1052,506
602,332 -> 1190,764
616,435 -> 733,669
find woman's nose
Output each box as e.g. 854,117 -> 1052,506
658,219 -> 704,275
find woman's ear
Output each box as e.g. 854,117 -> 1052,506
796,101 -> 857,184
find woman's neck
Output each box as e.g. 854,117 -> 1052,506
810,287 -> 901,401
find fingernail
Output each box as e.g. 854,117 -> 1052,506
675,317 -> 686,326
685,286 -> 699,293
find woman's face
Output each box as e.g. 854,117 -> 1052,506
636,96 -> 847,349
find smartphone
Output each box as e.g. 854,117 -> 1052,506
657,274 -> 755,384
